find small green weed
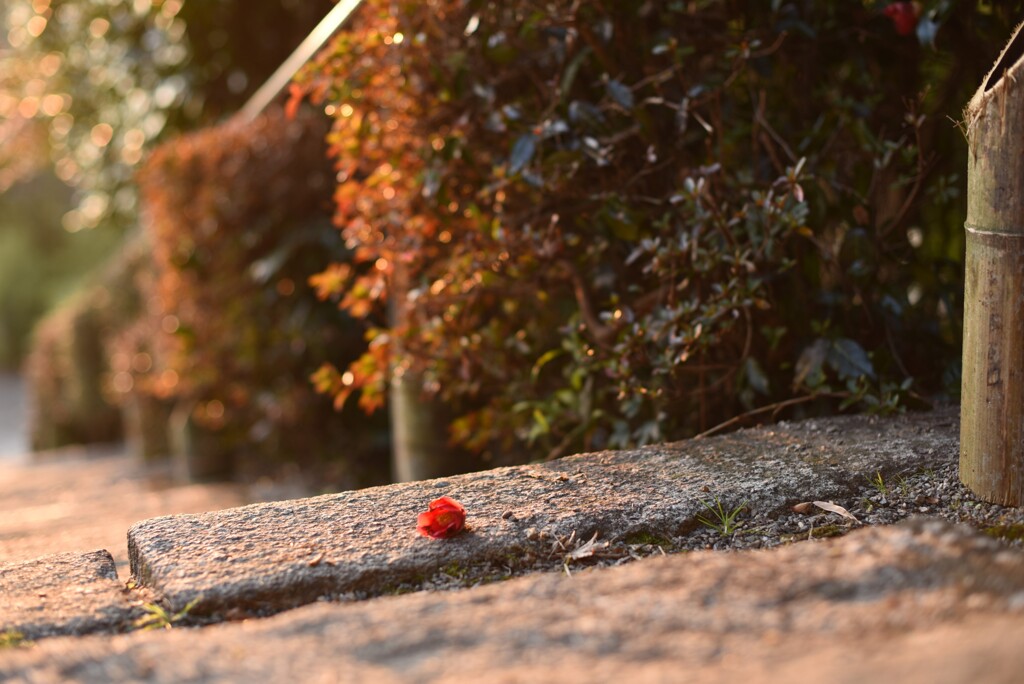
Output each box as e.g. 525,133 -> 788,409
133,597 -> 202,631
983,523 -> 1024,542
867,471 -> 889,496
696,496 -> 746,536
623,531 -> 672,548
0,629 -> 30,648
440,562 -> 468,580
868,471 -> 910,497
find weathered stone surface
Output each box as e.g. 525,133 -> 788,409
0,550 -> 138,639
6,518 -> 1024,683
128,408 -> 958,615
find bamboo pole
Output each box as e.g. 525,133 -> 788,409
961,22 -> 1024,506
238,0 -> 364,122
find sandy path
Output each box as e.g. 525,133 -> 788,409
0,447 -> 249,575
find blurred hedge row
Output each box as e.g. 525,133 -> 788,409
28,107 -> 389,488
24,241 -> 137,451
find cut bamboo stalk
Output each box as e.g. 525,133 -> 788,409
238,0 -> 364,122
961,21 -> 1024,506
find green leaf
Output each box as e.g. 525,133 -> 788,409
634,420 -> 662,445
916,16 -> 939,48
509,134 -> 537,174
794,338 -> 828,389
744,356 -> 770,395
559,47 -> 592,104
532,408 -> 550,435
828,338 -> 875,380
531,349 -> 564,383
555,389 -> 576,407
606,79 -> 635,109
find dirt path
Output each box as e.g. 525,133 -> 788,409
0,447 -> 248,575
0,374 -> 304,577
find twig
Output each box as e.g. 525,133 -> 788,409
754,110 -> 798,165
751,31 -> 788,58
695,392 -> 850,439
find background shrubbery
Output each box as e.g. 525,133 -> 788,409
24,232 -> 141,449
14,1 -> 1024,484
131,106 -> 388,485
0,0 -> 334,378
0,174 -> 119,371
293,1 -> 1020,464
1,0 -> 335,231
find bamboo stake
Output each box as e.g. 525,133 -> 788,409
961,22 -> 1024,506
238,0 -> 364,122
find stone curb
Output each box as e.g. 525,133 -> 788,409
0,550 -> 139,640
128,408 -> 958,616
4,517 -> 1024,683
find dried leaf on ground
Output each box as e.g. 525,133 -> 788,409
811,500 -> 860,523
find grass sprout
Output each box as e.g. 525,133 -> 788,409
133,597 -> 202,631
696,496 -> 747,536
867,471 -> 889,496
0,629 -> 30,648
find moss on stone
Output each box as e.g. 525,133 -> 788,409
982,523 -> 1024,542
0,630 -> 29,649
623,531 -> 672,548
781,523 -> 848,544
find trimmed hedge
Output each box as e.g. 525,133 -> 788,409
134,106 -> 388,486
24,234 -> 144,450
293,1 -> 1017,461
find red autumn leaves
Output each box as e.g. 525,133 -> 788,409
416,496 -> 467,539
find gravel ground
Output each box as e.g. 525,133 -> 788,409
685,459 -> 1024,551
410,456 -> 1024,593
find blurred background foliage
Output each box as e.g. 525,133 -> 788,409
4,0 -> 1024,484
294,0 -> 1022,466
130,106 -> 388,485
0,0 -> 331,372
0,173 -> 118,369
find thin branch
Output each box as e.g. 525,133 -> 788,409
754,110 -> 798,165
694,391 -> 850,439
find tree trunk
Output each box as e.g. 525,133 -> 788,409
123,393 -> 172,464
389,371 -> 459,482
169,401 -> 234,483
961,24 -> 1024,506
388,261 -> 466,483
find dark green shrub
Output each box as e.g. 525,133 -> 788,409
295,1 -> 1019,462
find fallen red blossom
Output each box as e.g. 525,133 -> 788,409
416,496 -> 467,539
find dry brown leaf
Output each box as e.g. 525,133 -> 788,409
812,500 -> 860,523
567,532 -> 602,560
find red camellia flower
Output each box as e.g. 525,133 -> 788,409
416,496 -> 467,539
883,2 -> 921,37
